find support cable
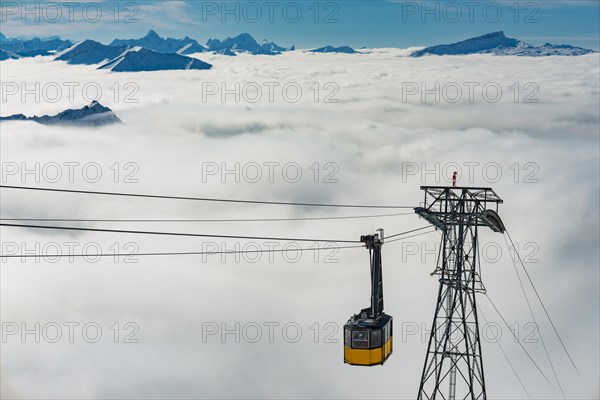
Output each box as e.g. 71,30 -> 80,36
0,212 -> 414,223
479,307 -> 531,399
1,228 -> 431,259
385,226 -> 431,239
1,244 -> 364,259
484,293 -> 556,389
0,185 -> 413,209
385,228 -> 438,243
502,234 -> 565,398
0,223 -> 430,245
0,223 -> 360,243
505,230 -> 581,378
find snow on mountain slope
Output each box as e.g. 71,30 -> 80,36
55,40 -> 130,64
97,47 -> 212,72
0,101 -> 121,126
411,31 -> 596,57
0,49 -> 19,60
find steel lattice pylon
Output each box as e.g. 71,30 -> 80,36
415,186 -> 504,400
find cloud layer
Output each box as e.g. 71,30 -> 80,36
1,50 -> 599,399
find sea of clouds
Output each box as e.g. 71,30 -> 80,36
0,50 -> 598,399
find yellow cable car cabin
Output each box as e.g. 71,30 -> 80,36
344,230 -> 393,366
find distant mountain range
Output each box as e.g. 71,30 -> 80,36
310,45 -> 356,54
109,31 -> 294,55
54,39 -> 212,72
205,33 -> 294,55
0,30 -> 346,62
411,31 -> 596,57
1,30 -> 595,68
0,101 -> 121,126
110,30 -> 206,55
0,33 -> 72,59
0,31 -> 301,70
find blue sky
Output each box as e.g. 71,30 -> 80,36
1,0 -> 599,49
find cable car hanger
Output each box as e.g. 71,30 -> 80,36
344,228 -> 393,366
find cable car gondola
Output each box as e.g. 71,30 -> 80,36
344,229 -> 393,366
